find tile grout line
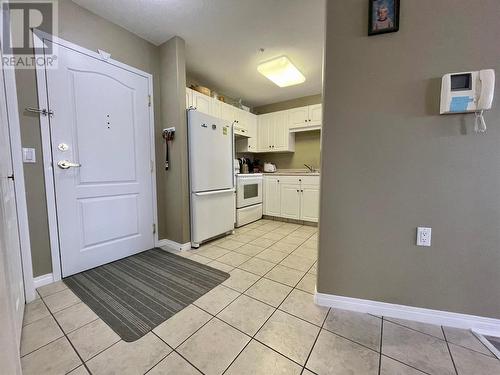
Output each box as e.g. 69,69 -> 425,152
214,237 -> 318,375
35,292 -> 92,375
146,333 -> 206,375
442,326 -> 459,375
220,275 -> 303,374
378,317 -> 384,375
385,318 -> 497,358
300,307 -> 331,374
380,354 -> 433,375
180,223 -> 321,373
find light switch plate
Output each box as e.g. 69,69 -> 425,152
22,148 -> 36,163
417,227 -> 432,247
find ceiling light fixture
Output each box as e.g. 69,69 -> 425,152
257,56 -> 305,88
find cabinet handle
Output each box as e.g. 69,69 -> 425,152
296,189 -> 299,192
301,190 -> 304,192
299,179 -> 302,182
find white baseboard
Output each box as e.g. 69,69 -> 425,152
33,273 -> 54,290
157,238 -> 192,252
315,292 -> 500,337
475,333 -> 500,359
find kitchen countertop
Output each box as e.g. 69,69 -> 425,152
262,169 -> 320,176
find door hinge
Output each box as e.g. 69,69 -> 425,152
148,95 -> 152,107
153,223 -> 156,234
7,173 -> 14,181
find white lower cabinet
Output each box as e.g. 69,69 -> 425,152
280,184 -> 301,219
263,176 -> 281,216
300,184 -> 320,222
263,175 -> 320,222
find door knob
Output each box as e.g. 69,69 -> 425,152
57,160 -> 81,169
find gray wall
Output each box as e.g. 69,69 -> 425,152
158,37 -> 190,243
319,0 -> 500,318
16,0 -> 162,276
253,95 -> 322,169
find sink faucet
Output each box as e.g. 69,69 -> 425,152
304,164 -> 315,172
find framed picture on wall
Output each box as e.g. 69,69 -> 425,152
368,0 -> 400,36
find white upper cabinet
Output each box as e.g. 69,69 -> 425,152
309,104 -> 322,126
192,90 -> 212,114
235,111 -> 258,153
273,110 -> 289,151
288,104 -> 322,131
187,86 -> 319,153
257,113 -> 271,152
257,111 -> 294,153
186,88 -> 193,109
233,107 -> 249,135
220,101 -> 236,123
288,106 -> 309,128
211,99 -> 222,119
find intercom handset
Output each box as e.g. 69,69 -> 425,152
440,69 -> 495,133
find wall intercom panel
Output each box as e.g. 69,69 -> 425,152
440,69 -> 495,115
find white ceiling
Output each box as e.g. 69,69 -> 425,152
73,0 -> 325,107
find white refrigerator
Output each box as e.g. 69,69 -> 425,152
188,110 -> 235,247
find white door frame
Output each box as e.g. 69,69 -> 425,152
1,16 -> 36,302
33,30 -> 158,284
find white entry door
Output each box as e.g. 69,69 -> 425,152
40,41 -> 155,277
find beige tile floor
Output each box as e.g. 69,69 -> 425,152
21,219 -> 500,374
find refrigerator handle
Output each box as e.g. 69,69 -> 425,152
194,189 -> 236,197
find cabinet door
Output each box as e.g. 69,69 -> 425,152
264,177 -> 281,216
288,106 -> 309,129
246,112 -> 257,137
186,88 -> 193,109
300,184 -> 320,222
192,91 -> 212,114
234,108 -> 248,132
272,110 -> 289,151
280,184 -> 301,219
309,104 -> 322,126
257,114 -> 271,152
211,99 -> 221,119
220,102 -> 236,123
247,113 -> 258,152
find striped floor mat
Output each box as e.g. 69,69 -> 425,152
64,248 -> 229,342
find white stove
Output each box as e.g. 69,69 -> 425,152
235,173 -> 263,227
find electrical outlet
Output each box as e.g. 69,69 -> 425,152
417,227 -> 432,247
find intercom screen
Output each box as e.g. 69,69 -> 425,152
451,73 -> 472,91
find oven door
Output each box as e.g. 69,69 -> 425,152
236,177 -> 262,208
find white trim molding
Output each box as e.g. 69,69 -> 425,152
33,274 -> 54,290
2,30 -> 36,302
315,292 -> 500,337
157,239 -> 192,253
475,333 -> 500,360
